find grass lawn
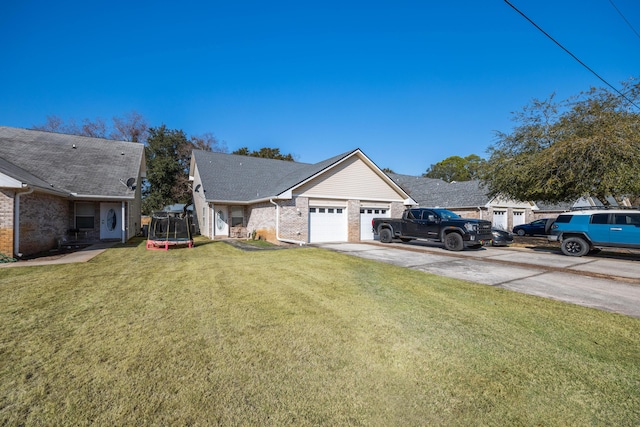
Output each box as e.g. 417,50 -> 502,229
1,237 -> 639,426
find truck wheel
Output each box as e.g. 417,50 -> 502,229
443,232 -> 464,251
561,236 -> 589,257
379,228 -> 393,243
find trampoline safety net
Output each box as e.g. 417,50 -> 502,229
146,213 -> 194,250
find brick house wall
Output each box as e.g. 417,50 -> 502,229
0,189 -> 15,257
19,192 -> 69,256
347,200 -> 360,242
389,201 -> 408,218
278,197 -> 308,242
246,202 -> 277,242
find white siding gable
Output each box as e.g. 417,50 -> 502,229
295,155 -> 404,201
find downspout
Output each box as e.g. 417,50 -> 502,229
121,201 -> 126,243
14,186 -> 35,258
269,199 -> 306,246
477,207 -> 483,220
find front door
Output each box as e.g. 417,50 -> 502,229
100,202 -> 122,240
214,206 -> 229,237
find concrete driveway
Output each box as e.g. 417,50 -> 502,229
316,241 -> 640,319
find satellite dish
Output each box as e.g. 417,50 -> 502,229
120,177 -> 136,190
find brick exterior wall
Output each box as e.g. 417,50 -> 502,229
389,201 -> 407,218
246,202 -> 277,242
277,197 -> 308,243
0,190 -> 15,257
347,200 -> 360,242
19,192 -> 70,256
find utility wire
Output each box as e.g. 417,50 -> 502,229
609,0 -> 640,42
504,0 -> 640,110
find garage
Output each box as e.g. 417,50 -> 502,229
360,205 -> 390,240
309,205 -> 348,243
493,209 -> 507,230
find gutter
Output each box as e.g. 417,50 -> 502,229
269,199 -> 306,246
14,186 -> 34,258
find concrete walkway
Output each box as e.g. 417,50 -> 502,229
0,242 -> 117,268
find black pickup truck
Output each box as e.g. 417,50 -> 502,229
372,208 -> 493,251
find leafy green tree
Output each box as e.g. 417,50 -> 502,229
483,81 -> 640,205
424,154 -> 486,182
144,128 -> 225,213
143,126 -> 191,213
232,146 -> 295,161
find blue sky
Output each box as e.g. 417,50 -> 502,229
2,1 -> 639,175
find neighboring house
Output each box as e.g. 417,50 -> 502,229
387,173 -> 548,231
189,149 -> 415,244
0,126 -> 146,258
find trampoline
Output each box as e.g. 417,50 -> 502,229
146,212 -> 194,250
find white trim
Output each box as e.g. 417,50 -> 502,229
0,172 -> 22,188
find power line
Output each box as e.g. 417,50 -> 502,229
504,0 -> 640,110
609,0 -> 640,42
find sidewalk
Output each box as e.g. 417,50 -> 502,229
0,242 -> 118,268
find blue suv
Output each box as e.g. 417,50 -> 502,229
548,209 -> 640,256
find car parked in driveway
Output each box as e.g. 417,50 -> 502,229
548,209 -> 640,256
491,228 -> 513,246
513,218 -> 554,236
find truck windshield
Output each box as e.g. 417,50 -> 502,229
433,209 -> 460,220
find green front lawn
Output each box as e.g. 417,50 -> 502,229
1,238 -> 639,426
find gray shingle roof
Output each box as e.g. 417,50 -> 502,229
0,126 -> 144,198
193,149 -> 361,202
388,173 -> 490,207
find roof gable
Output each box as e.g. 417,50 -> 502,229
191,149 -> 412,203
0,126 -> 145,198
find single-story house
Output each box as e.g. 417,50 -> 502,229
0,126 -> 145,258
189,149 -> 415,244
387,173 -> 562,231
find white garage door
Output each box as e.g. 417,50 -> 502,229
513,211 -> 525,227
360,207 -> 390,240
493,210 -> 507,230
309,206 -> 348,243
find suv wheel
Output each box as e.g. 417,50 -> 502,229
561,236 -> 590,257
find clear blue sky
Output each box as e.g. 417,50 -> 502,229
2,1 -> 639,175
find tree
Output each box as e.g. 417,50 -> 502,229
232,146 -> 295,161
482,80 -> 640,205
143,127 -> 224,213
424,154 -> 486,182
143,126 -> 190,213
32,111 -> 148,142
111,111 -> 148,143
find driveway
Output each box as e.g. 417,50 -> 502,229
316,241 -> 640,319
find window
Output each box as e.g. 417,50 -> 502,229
75,202 -> 95,229
555,214 -> 572,223
231,207 -> 244,227
328,208 -> 334,213
590,213 -> 609,224
614,213 -> 640,225
310,208 -> 316,213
